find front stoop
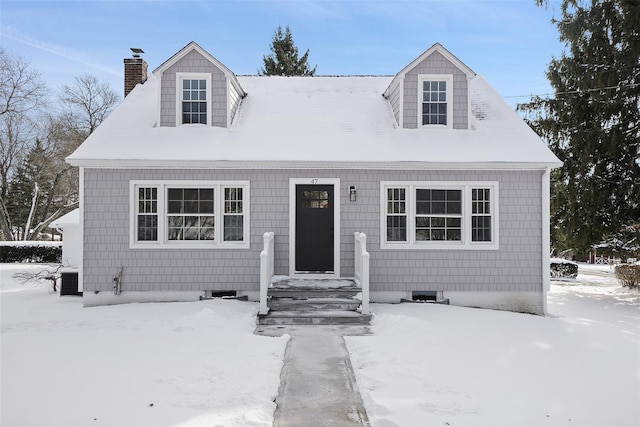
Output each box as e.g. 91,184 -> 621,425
257,278 -> 371,325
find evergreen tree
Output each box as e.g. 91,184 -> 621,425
259,26 -> 317,76
519,0 -> 640,255
600,222 -> 640,260
5,140 -> 56,239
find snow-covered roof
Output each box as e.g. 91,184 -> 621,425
49,209 -> 80,229
67,74 -> 561,169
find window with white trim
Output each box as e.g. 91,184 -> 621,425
471,188 -> 492,242
131,181 -> 249,248
419,75 -> 452,128
386,187 -> 407,242
136,187 -> 158,241
415,189 -> 462,241
223,187 -> 244,242
381,182 -> 498,249
167,188 -> 215,241
177,73 -> 211,126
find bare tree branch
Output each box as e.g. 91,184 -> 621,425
29,201 -> 78,240
13,263 -> 63,292
60,74 -> 119,138
0,48 -> 49,117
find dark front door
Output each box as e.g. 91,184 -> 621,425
296,185 -> 334,272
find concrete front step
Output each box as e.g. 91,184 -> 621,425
269,297 -> 361,312
270,279 -> 360,295
260,277 -> 370,325
257,310 -> 372,325
268,289 -> 361,299
271,278 -> 358,289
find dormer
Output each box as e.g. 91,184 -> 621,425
153,41 -> 247,128
383,43 -> 476,130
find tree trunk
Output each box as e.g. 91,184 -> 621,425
0,195 -> 14,240
23,182 -> 39,240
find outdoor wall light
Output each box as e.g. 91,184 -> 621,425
349,185 -> 357,202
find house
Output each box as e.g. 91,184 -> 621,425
66,41 -> 561,315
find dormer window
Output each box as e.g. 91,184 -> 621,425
176,73 -> 211,126
182,79 -> 207,124
419,75 -> 453,128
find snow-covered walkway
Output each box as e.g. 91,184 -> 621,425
257,325 -> 370,426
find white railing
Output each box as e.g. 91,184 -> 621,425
259,232 -> 275,315
354,232 -> 370,315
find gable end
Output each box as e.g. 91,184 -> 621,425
383,44 -> 475,130
154,42 -> 246,128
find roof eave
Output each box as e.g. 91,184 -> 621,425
66,158 -> 563,170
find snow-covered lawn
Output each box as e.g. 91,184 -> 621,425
346,265 -> 640,426
2,263 -> 639,427
0,264 -> 288,427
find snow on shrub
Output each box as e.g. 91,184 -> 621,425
614,264 -> 640,289
550,258 -> 578,278
0,241 -> 62,263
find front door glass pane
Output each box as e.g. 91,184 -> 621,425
302,190 -> 330,209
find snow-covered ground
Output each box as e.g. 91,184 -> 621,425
2,263 -> 639,427
0,264 -> 289,427
346,264 -> 640,427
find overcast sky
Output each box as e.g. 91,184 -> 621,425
1,0 -> 565,108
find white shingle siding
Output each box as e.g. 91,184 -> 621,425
82,168 -> 542,295
402,51 -> 469,129
159,50 -> 228,127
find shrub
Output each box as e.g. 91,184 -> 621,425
550,258 -> 578,278
615,264 -> 640,289
0,242 -> 62,263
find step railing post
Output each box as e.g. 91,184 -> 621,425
361,251 -> 370,315
259,232 -> 274,315
354,232 -> 370,315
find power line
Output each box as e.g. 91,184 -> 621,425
503,82 -> 640,100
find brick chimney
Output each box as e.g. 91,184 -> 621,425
123,48 -> 148,97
